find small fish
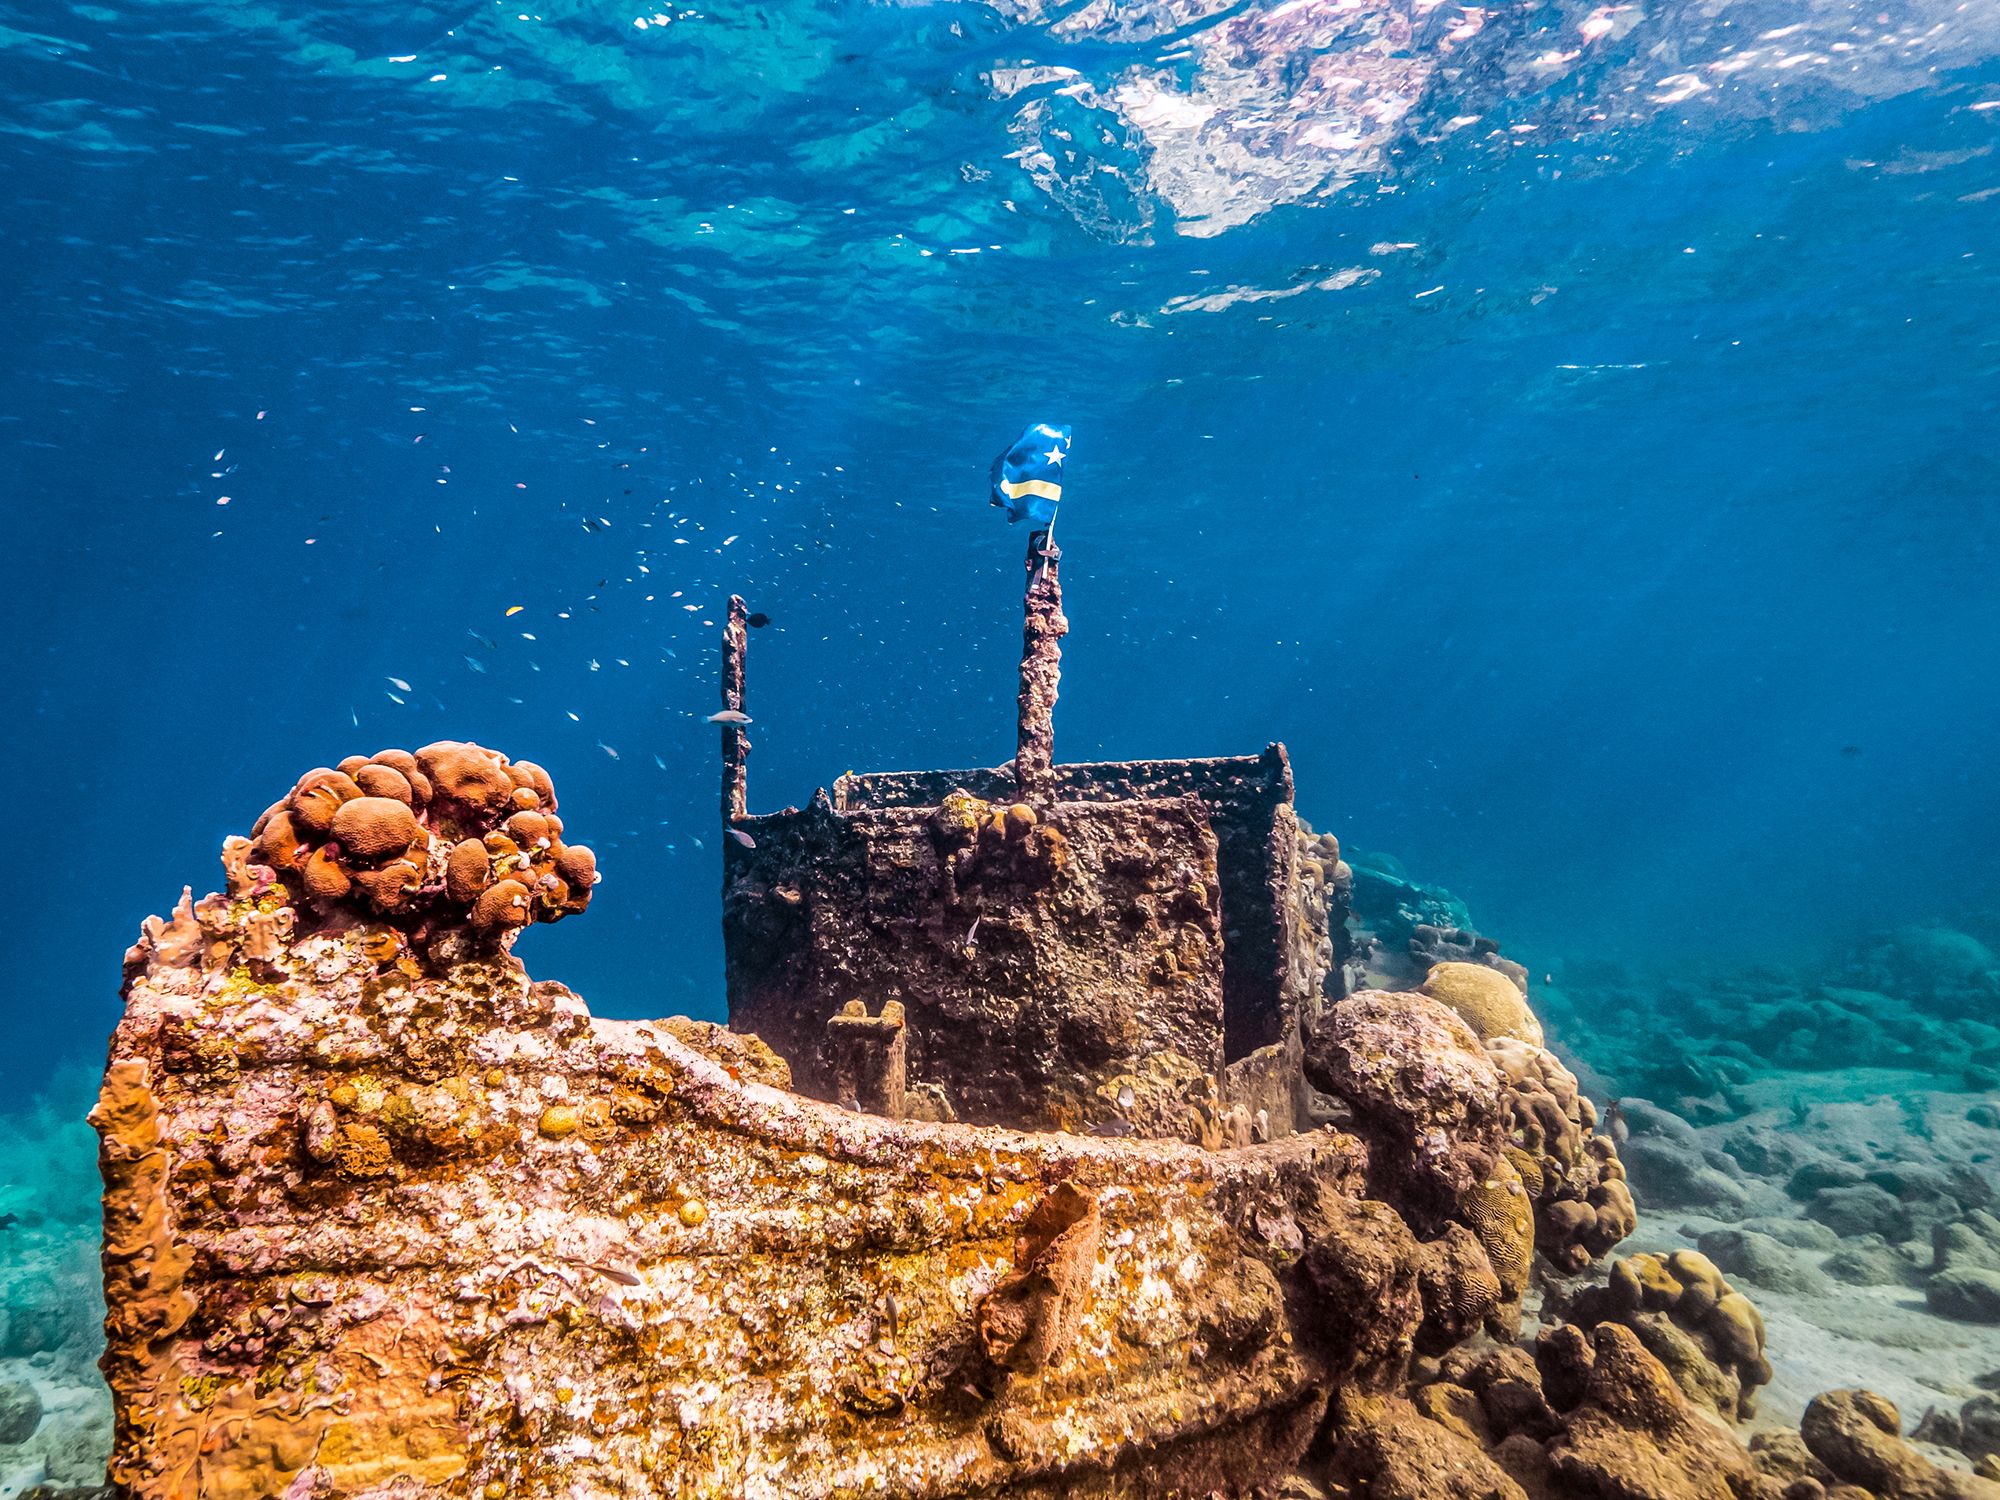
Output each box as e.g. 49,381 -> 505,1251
467,629 -> 497,651
1088,1118 -> 1136,1139
599,742 -> 619,760
1603,1099 -> 1629,1145
463,655 -> 487,673
387,676 -> 412,692
505,605 -> 524,617
707,709 -> 752,725
745,612 -> 771,629
386,691 -> 406,704
564,1256 -> 642,1287
727,828 -> 757,849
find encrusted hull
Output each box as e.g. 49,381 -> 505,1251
98,886 -> 1398,1500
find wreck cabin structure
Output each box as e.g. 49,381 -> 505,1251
720,537 -> 1330,1135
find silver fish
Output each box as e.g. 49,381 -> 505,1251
564,1256 -> 641,1287
707,709 -> 752,725
727,828 -> 756,849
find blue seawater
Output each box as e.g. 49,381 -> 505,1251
7,0 -> 1998,1087
3,0 -> 2000,1469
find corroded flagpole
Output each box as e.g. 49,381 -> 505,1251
1015,530 -> 1065,805
722,594 -> 749,823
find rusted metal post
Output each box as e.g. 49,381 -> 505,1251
1015,529 -> 1065,805
721,595 -> 749,823
823,1000 -> 907,1119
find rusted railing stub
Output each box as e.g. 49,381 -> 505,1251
823,1000 -> 907,1119
1015,530 -> 1066,805
722,594 -> 749,823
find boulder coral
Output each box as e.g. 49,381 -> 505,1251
1424,961 -> 1546,1048
168,741 -> 596,970
1301,986 -> 1635,1325
1542,1322 -> 1777,1499
1560,1249 -> 1774,1421
1802,1390 -> 2000,1499
1302,988 -> 1509,1226
1486,1035 -> 1637,1273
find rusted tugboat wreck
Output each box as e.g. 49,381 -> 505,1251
95,533 -> 1659,1500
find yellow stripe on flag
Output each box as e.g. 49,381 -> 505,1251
1000,478 -> 1063,502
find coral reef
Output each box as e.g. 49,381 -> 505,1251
1536,936 -> 2000,1127
1486,1032 -> 1635,1275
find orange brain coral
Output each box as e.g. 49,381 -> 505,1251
471,878 -> 533,928
417,742 -> 515,815
290,770 -> 360,836
354,763 -> 414,805
331,797 -> 420,862
446,840 -> 492,905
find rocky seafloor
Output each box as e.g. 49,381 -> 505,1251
2,806 -> 1996,1496
0,1067 -> 116,1498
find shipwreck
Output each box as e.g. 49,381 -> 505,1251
104,527 -> 1869,1500
719,534 -> 1328,1142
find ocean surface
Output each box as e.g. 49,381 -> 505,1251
3,0 -> 2000,1480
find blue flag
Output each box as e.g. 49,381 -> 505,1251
990,422 -> 1071,526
